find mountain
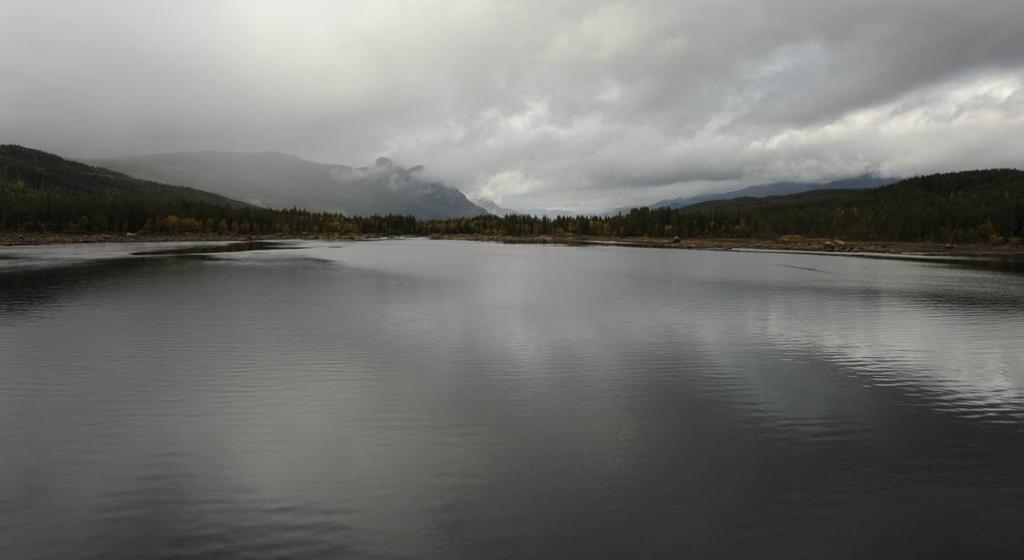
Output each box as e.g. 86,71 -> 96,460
91,152 -> 487,219
0,145 -> 420,235
610,175 -> 898,214
423,170 -> 1024,243
666,170 -> 1024,241
0,145 -> 246,207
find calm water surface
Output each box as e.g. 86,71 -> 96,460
1,239 -> 1023,558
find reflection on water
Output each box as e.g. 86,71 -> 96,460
1,240 -> 1023,559
130,240 -> 294,256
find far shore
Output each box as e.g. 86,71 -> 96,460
432,234 -> 1024,259
0,232 -> 385,246
3,231 -> 1024,259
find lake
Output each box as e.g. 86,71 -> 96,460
1,239 -> 1023,558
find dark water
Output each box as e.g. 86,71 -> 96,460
2,240 -> 1023,559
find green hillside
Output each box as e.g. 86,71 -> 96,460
0,145 -> 415,235
670,169 -> 1024,242
423,170 -> 1024,243
91,151 -> 488,219
3,145 -> 1022,243
1,145 -> 245,206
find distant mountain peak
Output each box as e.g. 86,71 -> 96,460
90,151 -> 486,219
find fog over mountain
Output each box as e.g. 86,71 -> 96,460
93,153 -> 486,219
2,0 -> 1023,212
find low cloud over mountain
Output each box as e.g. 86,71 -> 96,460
3,1 -> 1023,211
93,152 -> 486,219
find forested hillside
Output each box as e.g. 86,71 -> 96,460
675,169 -> 1024,242
1,145 -> 245,205
642,175 -> 897,211
425,170 -> 1024,243
3,145 -> 1022,243
0,145 -> 416,235
92,151 -> 488,219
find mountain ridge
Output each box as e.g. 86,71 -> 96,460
90,151 -> 487,219
608,175 -> 899,215
0,144 -> 421,235
1,145 -> 247,207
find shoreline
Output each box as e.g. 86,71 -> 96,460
3,231 -> 1024,259
0,232 -> 385,247
432,234 -> 1024,259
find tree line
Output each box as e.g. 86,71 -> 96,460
3,153 -> 1023,243
424,170 -> 1024,243
0,177 -> 418,235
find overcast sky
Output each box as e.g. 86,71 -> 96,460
2,0 -> 1023,211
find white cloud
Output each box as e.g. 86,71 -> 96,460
1,0 -> 1023,211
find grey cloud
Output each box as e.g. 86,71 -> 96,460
2,0 -> 1023,212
